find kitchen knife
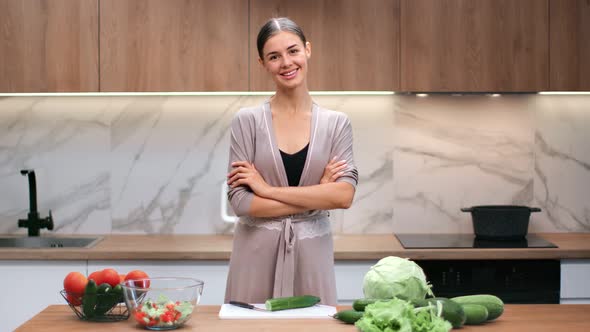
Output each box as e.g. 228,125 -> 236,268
229,300 -> 268,311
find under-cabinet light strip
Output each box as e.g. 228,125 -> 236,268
2,91 -> 589,96
0,91 -> 395,97
538,92 -> 590,95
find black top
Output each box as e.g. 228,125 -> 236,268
280,143 -> 309,186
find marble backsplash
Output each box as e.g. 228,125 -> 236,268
0,94 -> 588,235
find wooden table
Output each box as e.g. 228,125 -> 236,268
15,304 -> 590,331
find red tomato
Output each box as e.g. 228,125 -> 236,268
66,293 -> 82,306
63,272 -> 87,298
88,270 -> 103,286
125,270 -> 150,288
119,274 -> 126,284
102,268 -> 121,287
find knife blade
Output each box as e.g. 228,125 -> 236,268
229,300 -> 268,311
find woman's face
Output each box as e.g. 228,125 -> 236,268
259,31 -> 311,90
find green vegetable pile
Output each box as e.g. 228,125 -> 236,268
82,279 -> 125,319
332,256 -> 506,331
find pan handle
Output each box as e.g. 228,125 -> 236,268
460,207 -> 473,212
529,207 -> 542,212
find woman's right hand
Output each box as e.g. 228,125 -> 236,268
320,157 -> 348,184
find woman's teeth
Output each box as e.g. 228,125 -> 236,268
281,69 -> 297,79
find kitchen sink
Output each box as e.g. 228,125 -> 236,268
0,236 -> 103,248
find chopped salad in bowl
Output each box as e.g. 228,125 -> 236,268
121,277 -> 203,330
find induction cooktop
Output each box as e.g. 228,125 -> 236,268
395,233 -> 558,249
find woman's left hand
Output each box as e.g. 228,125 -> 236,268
320,157 -> 348,184
227,161 -> 272,198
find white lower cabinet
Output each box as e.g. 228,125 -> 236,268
88,260 -> 375,306
560,259 -> 590,304
87,261 -> 230,305
0,260 -> 86,332
334,260 -> 375,304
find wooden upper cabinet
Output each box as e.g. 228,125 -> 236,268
100,0 -> 248,92
401,0 -> 549,92
550,0 -> 590,91
250,0 -> 400,91
0,0 -> 99,92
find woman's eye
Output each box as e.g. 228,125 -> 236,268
269,55 -> 278,61
290,49 -> 299,54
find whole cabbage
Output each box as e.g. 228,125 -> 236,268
363,256 -> 433,301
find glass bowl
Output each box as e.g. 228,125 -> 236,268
121,277 -> 204,330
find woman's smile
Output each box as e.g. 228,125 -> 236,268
280,68 -> 299,80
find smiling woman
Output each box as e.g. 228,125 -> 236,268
256,18 -> 311,92
224,18 -> 358,306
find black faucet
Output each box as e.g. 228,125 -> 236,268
18,169 -> 53,236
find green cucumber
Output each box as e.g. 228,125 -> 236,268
410,298 -> 429,307
413,297 -> 466,328
451,294 -> 504,321
112,284 -> 124,303
332,310 -> 364,324
462,304 -> 489,325
94,283 -> 115,316
82,279 -> 98,319
264,295 -> 321,311
352,299 -> 382,312
410,296 -> 448,308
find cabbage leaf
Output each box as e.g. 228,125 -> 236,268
355,298 -> 452,332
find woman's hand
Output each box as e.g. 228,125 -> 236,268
228,161 -> 273,198
320,157 -> 348,184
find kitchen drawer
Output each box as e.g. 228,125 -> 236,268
561,259 -> 590,298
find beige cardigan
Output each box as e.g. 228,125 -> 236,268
224,100 -> 358,303
227,100 -> 358,216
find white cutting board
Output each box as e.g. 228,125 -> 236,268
218,303 -> 337,319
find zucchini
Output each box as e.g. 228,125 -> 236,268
451,294 -> 504,321
264,295 -> 320,311
462,304 -> 489,325
82,279 -> 98,319
332,310 -> 364,324
352,299 -> 382,312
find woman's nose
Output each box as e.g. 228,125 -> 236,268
280,55 -> 293,67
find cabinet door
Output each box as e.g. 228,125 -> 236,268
334,261 -> 376,304
100,0 -> 248,92
0,260 -> 87,331
88,260 -> 229,305
401,0 -> 549,92
560,259 -> 590,304
250,0 -> 400,91
0,0 -> 99,92
549,0 -> 590,91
